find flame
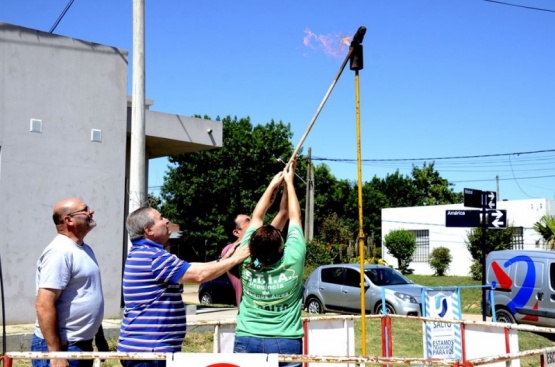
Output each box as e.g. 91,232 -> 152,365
303,27 -> 350,57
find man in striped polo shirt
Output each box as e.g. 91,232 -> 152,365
117,207 -> 250,367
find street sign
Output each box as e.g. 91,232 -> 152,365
487,209 -> 507,228
463,188 -> 497,209
445,210 -> 481,227
445,209 -> 507,228
463,188 -> 483,208
485,191 -> 497,209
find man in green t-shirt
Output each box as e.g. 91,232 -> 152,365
234,158 -> 306,367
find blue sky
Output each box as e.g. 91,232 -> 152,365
3,0 -> 555,201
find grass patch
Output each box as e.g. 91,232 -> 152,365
10,276 -> 552,367
11,324 -> 554,367
355,317 -> 554,367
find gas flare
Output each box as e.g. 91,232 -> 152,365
303,27 -> 350,57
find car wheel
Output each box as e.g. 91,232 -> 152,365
495,308 -> 516,324
306,297 -> 324,314
199,292 -> 213,305
375,302 -> 396,315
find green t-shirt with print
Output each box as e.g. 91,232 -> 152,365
236,223 -> 306,338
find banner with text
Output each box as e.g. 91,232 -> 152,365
422,288 -> 462,360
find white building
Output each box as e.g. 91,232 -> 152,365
0,23 -> 222,324
381,199 -> 555,276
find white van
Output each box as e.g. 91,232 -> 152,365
486,249 -> 555,326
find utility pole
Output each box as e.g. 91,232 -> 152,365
129,0 -> 147,217
496,175 -> 500,201
304,147 -> 314,243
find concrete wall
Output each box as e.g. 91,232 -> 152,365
381,199 -> 555,276
0,23 -> 128,323
0,22 -> 223,325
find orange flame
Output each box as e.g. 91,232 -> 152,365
303,28 -> 350,57
340,37 -> 351,45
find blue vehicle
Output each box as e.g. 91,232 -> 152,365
198,273 -> 237,306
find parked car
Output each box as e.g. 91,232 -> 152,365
303,264 -> 424,315
198,273 -> 237,306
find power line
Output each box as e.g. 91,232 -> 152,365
451,174 -> 555,183
484,0 -> 555,13
148,149 -> 555,188
49,0 -> 76,33
312,148 -> 555,163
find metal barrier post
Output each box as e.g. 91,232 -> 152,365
1,355 -> 13,367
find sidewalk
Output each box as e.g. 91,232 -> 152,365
1,285 -> 239,352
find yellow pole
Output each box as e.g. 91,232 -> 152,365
354,68 -> 366,356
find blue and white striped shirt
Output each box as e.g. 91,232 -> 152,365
117,239 -> 190,352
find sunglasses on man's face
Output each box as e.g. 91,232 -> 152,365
67,206 -> 90,217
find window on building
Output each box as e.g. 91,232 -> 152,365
410,229 -> 430,262
511,227 -> 524,250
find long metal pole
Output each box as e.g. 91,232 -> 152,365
354,68 -> 367,356
129,0 -> 147,215
481,193 -> 487,322
345,26 -> 368,357
304,147 -> 314,243
288,29 -> 367,163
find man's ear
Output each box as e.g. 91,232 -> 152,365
143,225 -> 152,236
232,229 -> 240,238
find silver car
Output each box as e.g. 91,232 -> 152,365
303,264 -> 425,315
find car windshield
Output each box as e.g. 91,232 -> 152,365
364,267 -> 411,286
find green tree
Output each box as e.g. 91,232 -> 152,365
374,171 -> 418,208
466,226 -> 514,280
317,212 -> 351,245
534,215 -> 555,249
361,177 -> 390,248
160,116 -> 295,259
360,163 -> 461,247
383,229 -> 416,274
428,246 -> 452,276
411,162 -> 463,206
312,164 -> 357,239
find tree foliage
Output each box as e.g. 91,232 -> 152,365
312,164 -> 357,237
383,229 -> 416,274
156,115 -> 463,262
411,163 -> 463,206
465,226 -> 514,280
429,246 -> 452,276
363,163 -> 462,245
160,116 -> 295,259
317,212 -> 352,245
534,215 -> 555,249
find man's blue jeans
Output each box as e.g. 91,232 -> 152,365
31,334 -> 93,367
233,336 -> 303,367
